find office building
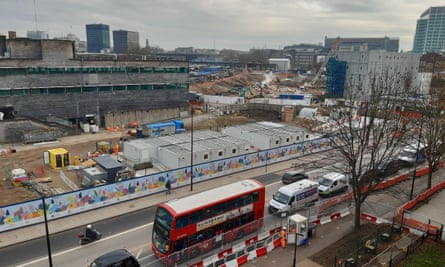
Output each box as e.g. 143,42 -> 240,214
328,51 -> 423,99
86,24 -> 110,53
324,37 -> 399,52
412,6 -> 445,54
113,30 -> 139,53
419,52 -> 445,73
283,44 -> 323,71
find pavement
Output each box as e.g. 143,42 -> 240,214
2,133 -> 445,266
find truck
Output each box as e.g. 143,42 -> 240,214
318,172 -> 348,197
268,179 -> 318,216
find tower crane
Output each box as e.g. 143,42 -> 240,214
307,37 -> 341,87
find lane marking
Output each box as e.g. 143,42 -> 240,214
16,179 -> 296,266
16,223 -> 153,267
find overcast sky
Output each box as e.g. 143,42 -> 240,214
1,1 -> 443,52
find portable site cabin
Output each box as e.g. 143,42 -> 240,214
267,126 -> 309,144
143,121 -> 176,137
93,155 -> 123,184
122,139 -> 156,164
195,139 -> 226,160
280,126 -> 312,143
159,139 -> 226,169
222,124 -> 282,150
157,144 -> 191,169
262,128 -> 293,146
47,148 -> 70,169
212,135 -> 252,156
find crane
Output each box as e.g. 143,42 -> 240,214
308,37 -> 341,87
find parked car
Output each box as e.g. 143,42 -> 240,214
282,170 -> 309,184
363,159 -> 400,182
376,159 -> 400,178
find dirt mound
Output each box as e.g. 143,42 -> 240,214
191,72 -> 265,95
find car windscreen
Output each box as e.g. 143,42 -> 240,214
318,178 -> 332,187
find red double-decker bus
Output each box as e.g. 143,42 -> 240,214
151,179 -> 265,264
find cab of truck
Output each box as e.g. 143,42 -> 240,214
318,172 -> 348,197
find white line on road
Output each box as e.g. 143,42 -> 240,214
15,180 -> 289,267
16,223 -> 153,267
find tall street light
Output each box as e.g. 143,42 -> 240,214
292,233 -> 305,267
409,121 -> 423,200
190,107 -> 194,191
31,183 -> 53,267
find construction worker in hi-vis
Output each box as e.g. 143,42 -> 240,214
281,226 -> 287,248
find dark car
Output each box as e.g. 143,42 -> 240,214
363,159 -> 400,182
89,249 -> 140,267
282,170 -> 309,184
376,159 -> 400,178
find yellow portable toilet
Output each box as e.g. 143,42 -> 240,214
48,148 -> 70,169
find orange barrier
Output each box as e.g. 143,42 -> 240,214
361,162 -> 444,237
395,179 -> 445,236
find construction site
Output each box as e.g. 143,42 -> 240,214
0,69 -> 328,206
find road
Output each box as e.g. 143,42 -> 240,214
3,173 -> 285,267
1,150 -> 444,267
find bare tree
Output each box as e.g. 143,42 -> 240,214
420,88 -> 445,190
326,71 -> 416,229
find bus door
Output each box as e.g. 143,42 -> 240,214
172,237 -> 189,261
223,218 -> 237,241
200,228 -> 215,253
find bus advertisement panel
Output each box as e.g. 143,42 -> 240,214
152,179 -> 265,265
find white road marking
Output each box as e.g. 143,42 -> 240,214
16,179 -> 295,267
16,223 -> 153,267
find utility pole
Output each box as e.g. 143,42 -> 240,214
410,121 -> 423,200
190,108 -> 194,191
31,183 -> 53,267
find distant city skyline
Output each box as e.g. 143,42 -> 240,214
1,1 -> 444,52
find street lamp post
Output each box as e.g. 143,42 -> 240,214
292,233 -> 304,267
409,122 -> 423,200
32,184 -> 53,267
190,108 -> 194,191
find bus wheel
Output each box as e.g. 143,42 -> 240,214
190,248 -> 200,259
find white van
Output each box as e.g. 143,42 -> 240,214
397,142 -> 426,167
268,179 -> 318,216
318,172 -> 348,197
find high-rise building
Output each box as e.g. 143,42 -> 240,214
413,6 -> 445,54
113,30 -> 139,53
86,24 -> 110,53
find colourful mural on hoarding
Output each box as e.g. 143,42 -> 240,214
0,137 -> 334,232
